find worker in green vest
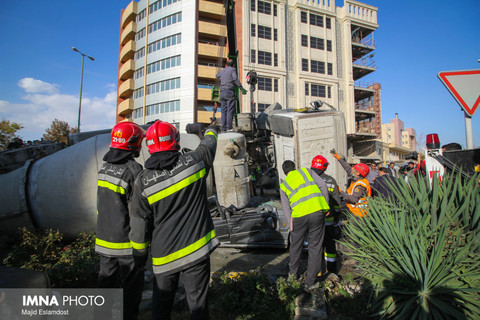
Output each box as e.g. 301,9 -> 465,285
280,160 -> 330,290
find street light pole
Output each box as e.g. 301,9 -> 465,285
72,47 -> 94,132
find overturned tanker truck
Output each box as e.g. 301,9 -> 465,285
0,104 -> 348,248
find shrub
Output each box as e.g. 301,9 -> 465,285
208,270 -> 297,319
340,172 -> 480,319
2,228 -> 99,288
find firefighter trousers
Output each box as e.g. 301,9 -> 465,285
289,211 -> 325,287
97,255 -> 144,320
152,258 -> 211,320
323,224 -> 337,273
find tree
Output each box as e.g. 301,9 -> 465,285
0,119 -> 24,150
43,119 -> 78,145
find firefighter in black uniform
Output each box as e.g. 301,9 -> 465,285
95,121 -> 145,320
129,121 -> 220,320
311,155 -> 342,274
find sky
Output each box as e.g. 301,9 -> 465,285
0,0 -> 479,148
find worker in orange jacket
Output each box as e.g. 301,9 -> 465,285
330,149 -> 372,217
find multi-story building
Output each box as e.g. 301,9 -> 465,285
116,0 -> 380,148
382,113 -> 417,162
116,0 -> 228,130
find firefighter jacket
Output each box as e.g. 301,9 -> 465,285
95,156 -> 142,257
316,170 -> 342,226
343,177 -> 371,217
280,168 -> 330,220
129,128 -> 219,276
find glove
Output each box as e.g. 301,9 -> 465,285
241,88 -> 247,95
330,148 -> 341,160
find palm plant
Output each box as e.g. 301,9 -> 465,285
340,172 -> 480,319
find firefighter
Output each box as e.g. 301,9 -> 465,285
280,160 -> 330,290
330,149 -> 372,217
129,121 -> 220,320
311,155 -> 342,274
95,121 -> 145,320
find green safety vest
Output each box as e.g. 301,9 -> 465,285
280,168 -> 330,218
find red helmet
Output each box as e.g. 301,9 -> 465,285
354,163 -> 370,177
146,121 -> 179,153
311,155 -> 329,171
110,122 -> 144,152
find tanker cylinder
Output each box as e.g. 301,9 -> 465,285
213,132 -> 251,209
0,132 -> 201,240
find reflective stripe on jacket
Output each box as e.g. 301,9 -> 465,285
96,159 -> 142,257
280,168 -> 330,218
129,128 -> 220,276
346,178 -> 371,217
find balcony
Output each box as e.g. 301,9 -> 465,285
120,40 -> 136,63
345,0 -> 378,25
354,81 -> 374,101
197,87 -> 213,101
199,0 -> 225,20
121,1 -> 138,29
118,79 -> 135,99
198,42 -> 227,60
352,54 -> 376,80
119,59 -> 135,81
117,98 -> 134,116
120,21 -> 137,46
197,65 -> 218,80
198,21 -> 227,38
197,110 -> 217,123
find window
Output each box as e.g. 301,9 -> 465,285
311,60 -> 325,74
137,9 -> 146,23
148,12 -> 182,34
132,108 -> 143,119
135,47 -> 145,60
328,86 -> 331,98
301,11 -> 307,23
251,49 -> 256,63
301,35 -> 308,47
274,29 -> 278,41
147,55 -> 181,74
147,33 -> 181,54
327,63 -> 333,75
258,51 -> 272,65
305,83 -> 309,96
258,77 -> 272,91
310,36 -> 324,50
149,0 -> 180,14
302,58 -> 308,71
274,53 -> 278,67
146,100 -> 180,116
251,24 -> 256,37
258,103 -> 269,112
251,0 -> 255,11
327,40 -> 332,52
274,79 -> 278,92
134,67 -> 144,79
326,17 -> 331,29
146,77 -> 180,95
258,25 -> 272,40
134,87 -> 144,99
309,13 -> 323,27
258,1 -> 271,15
311,84 -> 326,97
274,4 -> 277,16
136,28 -> 146,41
